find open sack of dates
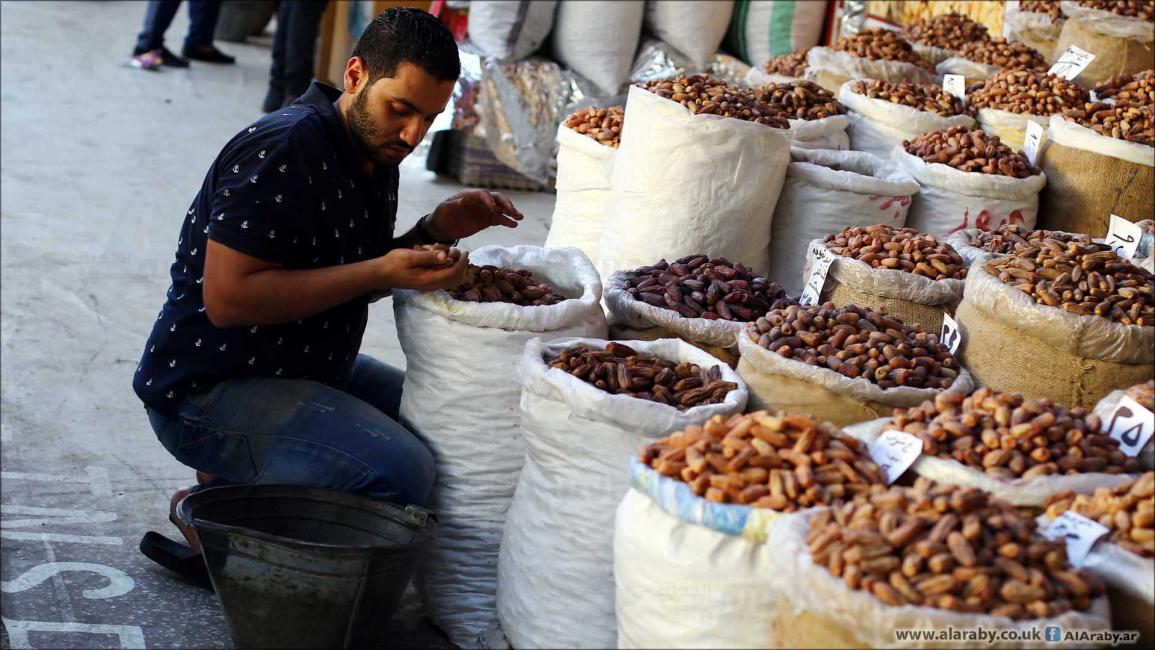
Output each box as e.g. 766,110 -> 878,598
393,244 -> 607,644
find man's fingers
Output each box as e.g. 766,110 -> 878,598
406,249 -> 447,268
495,214 -> 519,228
492,192 -> 524,220
471,189 -> 499,213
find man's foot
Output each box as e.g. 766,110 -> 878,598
182,44 -> 235,64
262,86 -> 285,113
129,49 -> 162,71
159,46 -> 189,68
169,488 -> 201,554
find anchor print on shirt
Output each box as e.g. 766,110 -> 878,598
241,220 -> 249,229
275,368 -> 283,376
268,230 -> 276,240
232,164 -> 240,174
275,194 -> 283,203
250,326 -> 259,334
219,343 -> 228,351
169,359 -> 176,368
223,188 -> 231,197
258,150 -> 266,159
248,357 -> 256,366
166,390 -> 174,399
146,378 -> 153,386
194,338 -> 202,347
337,189 -> 342,200
248,126 -> 257,133
279,163 -> 288,173
189,247 -> 198,256
249,175 -> 259,184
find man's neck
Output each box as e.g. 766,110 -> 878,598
333,95 -> 377,178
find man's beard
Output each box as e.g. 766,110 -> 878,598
348,88 -> 412,166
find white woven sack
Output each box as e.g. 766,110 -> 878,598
745,66 -> 803,87
468,1 -> 558,61
604,271 -> 747,348
643,0 -> 734,67
807,46 -> 935,85
936,56 -> 1002,81
977,107 -> 1051,151
543,124 -> 615,263
911,41 -> 957,66
838,81 -> 977,159
789,114 -> 851,150
552,0 -> 645,95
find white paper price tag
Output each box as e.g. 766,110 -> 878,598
1104,214 -> 1142,259
868,430 -> 922,485
1104,395 -> 1155,458
940,312 -> 961,355
943,74 -> 966,100
1022,120 -> 1044,166
1048,45 -> 1096,81
1041,511 -> 1109,568
800,242 -> 836,306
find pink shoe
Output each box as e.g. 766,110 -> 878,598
130,49 -> 162,71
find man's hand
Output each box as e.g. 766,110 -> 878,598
376,247 -> 470,292
426,189 -> 524,241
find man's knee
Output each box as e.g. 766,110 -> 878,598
367,432 -> 436,507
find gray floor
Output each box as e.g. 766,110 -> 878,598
1,2 -> 555,647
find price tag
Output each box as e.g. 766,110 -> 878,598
1104,214 -> 1143,259
1040,511 -> 1109,568
800,241 -> 836,306
1048,45 -> 1096,81
942,74 -> 966,101
1104,395 -> 1155,458
1022,120 -> 1044,166
940,312 -> 961,355
868,430 -> 923,485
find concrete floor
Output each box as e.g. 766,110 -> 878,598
0,2 -> 554,647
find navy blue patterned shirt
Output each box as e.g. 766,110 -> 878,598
134,83 -> 400,418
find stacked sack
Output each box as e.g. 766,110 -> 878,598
605,254 -> 796,366
726,0 -> 826,69
969,69 -> 1090,151
1003,0 -> 1068,61
839,79 -> 976,160
769,481 -> 1112,647
804,225 -> 967,336
843,387 -> 1140,507
751,80 -> 851,149
902,11 -> 992,66
747,48 -> 812,86
1039,70 -> 1154,237
1054,0 -> 1154,89
497,338 -> 746,648
736,301 -> 975,427
552,0 -> 645,96
543,105 -> 622,262
895,126 -> 1046,236
642,0 -> 734,69
597,74 -> 792,280
468,1 -> 558,62
768,150 -> 919,295
937,37 -> 1050,82
954,238 -> 1154,410
394,245 -> 607,646
615,409 -> 887,648
807,28 -> 936,94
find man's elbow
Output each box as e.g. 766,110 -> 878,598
203,291 -> 244,328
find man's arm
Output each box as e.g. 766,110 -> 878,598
203,240 -> 468,328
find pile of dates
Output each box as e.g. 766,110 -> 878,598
620,255 -> 795,321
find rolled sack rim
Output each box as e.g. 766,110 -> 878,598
625,84 -> 795,142
520,336 -> 748,433
1059,0 -> 1155,42
891,145 -> 1047,199
808,237 -> 965,307
788,114 -> 851,141
962,261 -> 1155,365
838,81 -> 978,131
394,244 -> 604,333
1046,114 -> 1155,167
736,332 -> 975,408
604,271 -> 745,349
806,47 -> 935,84
785,148 -> 921,196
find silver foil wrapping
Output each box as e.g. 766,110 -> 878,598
475,56 -> 598,185
841,0 -> 867,37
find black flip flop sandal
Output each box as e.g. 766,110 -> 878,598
139,531 -> 213,590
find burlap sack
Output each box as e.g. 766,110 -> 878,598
1055,1 -> 1154,88
805,238 -> 966,336
977,107 -> 1050,152
1038,114 -> 1155,238
1003,1 -> 1065,62
955,262 -> 1155,410
767,512 -> 1113,649
735,332 -> 974,427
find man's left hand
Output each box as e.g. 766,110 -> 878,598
426,189 -> 524,241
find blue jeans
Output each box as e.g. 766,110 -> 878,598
148,355 -> 435,507
135,0 -> 222,53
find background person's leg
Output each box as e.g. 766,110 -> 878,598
134,0 -> 182,53
183,0 -> 234,63
150,375 -> 435,506
263,0 -> 293,112
281,0 -> 328,102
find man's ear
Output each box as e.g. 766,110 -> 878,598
343,56 -> 368,95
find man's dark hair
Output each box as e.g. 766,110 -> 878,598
351,7 -> 460,83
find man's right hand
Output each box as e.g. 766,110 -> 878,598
376,247 -> 470,292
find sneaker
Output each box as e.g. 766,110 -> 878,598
130,49 -> 162,71
159,46 -> 189,68
182,44 -> 235,64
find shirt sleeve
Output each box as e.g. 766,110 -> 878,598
207,135 -> 310,264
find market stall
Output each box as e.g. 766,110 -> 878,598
327,1 -> 1155,647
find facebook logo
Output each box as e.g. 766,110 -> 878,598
1045,626 -> 1061,642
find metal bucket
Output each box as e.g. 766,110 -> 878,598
177,485 -> 435,649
